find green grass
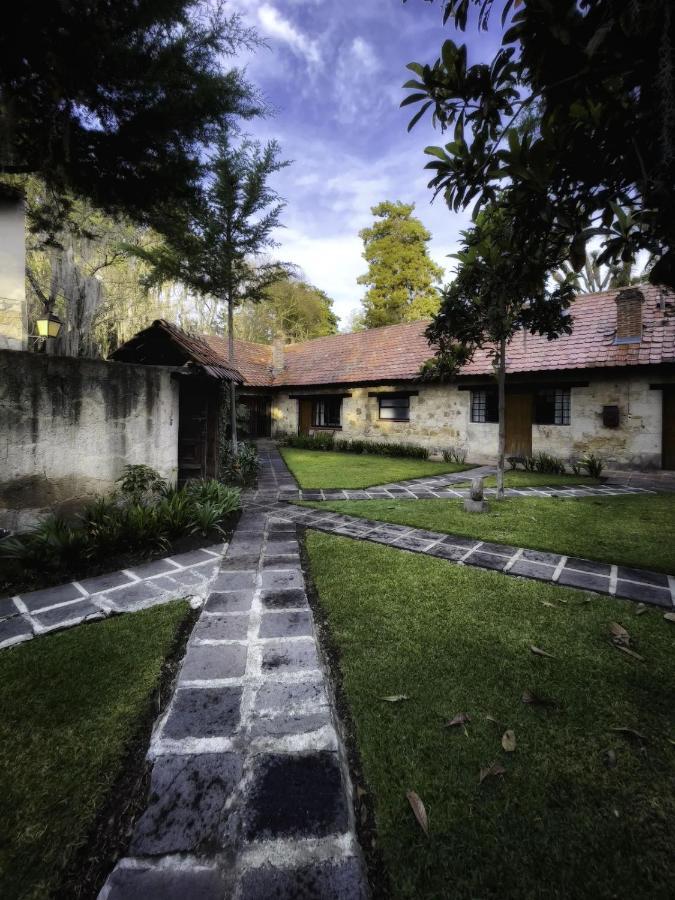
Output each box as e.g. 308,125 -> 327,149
480,471 -> 601,488
0,601 -> 192,900
305,532 -> 675,900
279,447 -> 472,489
300,493 -> 675,573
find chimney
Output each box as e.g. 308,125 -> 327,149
272,333 -> 285,375
614,287 -> 644,344
0,190 -> 27,351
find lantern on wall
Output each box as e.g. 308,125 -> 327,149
36,311 -> 63,339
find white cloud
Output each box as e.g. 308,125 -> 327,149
334,36 -> 383,123
257,4 -> 321,67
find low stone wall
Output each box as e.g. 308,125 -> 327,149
270,373 -> 674,468
0,350 -> 178,530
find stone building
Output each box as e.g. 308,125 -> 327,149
113,284 -> 675,471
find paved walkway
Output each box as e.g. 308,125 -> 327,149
101,505 -> 368,899
0,545 -> 224,651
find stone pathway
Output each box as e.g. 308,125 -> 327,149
0,545 -> 224,651
100,505 -> 368,899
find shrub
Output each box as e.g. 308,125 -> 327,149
221,442 -> 260,485
284,434 -> 429,459
569,457 -> 584,477
580,452 -> 605,479
443,445 -> 468,464
532,451 -> 567,475
189,500 -> 230,536
116,464 -> 167,500
285,433 -> 336,451
0,516 -> 90,572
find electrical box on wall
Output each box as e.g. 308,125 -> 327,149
602,405 -> 620,428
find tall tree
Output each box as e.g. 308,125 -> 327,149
423,206 -> 574,497
131,136 -> 293,449
357,201 -> 443,328
0,1 -> 261,231
235,277 -> 338,343
403,0 -> 675,289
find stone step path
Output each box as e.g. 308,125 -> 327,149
0,545 -> 224,651
279,505 -> 675,610
100,507 -> 368,900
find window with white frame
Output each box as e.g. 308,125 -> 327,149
470,389 -> 499,423
378,394 -> 410,421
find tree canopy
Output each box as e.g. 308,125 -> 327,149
236,277 -> 338,343
404,0 -> 675,289
357,201 -> 443,328
0,1 -> 261,230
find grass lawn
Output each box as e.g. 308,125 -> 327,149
0,601 -> 192,900
480,471 -> 602,488
301,493 -> 675,573
280,447 -> 472,489
305,532 -> 675,900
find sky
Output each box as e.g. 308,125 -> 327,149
226,0 -> 504,328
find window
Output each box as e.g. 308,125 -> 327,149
470,389 -> 498,423
534,388 -> 571,425
312,397 -> 342,428
378,394 -> 410,421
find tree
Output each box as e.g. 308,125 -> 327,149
423,206 -> 575,497
0,1 -> 261,231
357,201 -> 443,328
131,136 -> 293,449
235,277 -> 338,343
403,0 -> 675,289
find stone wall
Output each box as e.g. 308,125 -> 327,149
0,197 -> 27,351
270,373 -> 675,468
0,350 -> 179,530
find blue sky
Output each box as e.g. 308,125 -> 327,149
227,0 -> 503,328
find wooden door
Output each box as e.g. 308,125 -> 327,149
505,392 -> 533,457
178,380 -> 208,483
663,389 -> 675,470
299,399 -> 312,435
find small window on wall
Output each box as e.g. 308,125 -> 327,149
534,388 -> 571,425
312,397 -> 342,428
470,389 -> 499,423
378,394 -> 410,421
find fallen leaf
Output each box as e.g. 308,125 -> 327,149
380,695 -> 409,702
530,645 -> 555,658
540,601 -> 556,609
664,612 -> 675,624
603,748 -> 617,768
667,737 -> 675,746
501,729 -> 517,752
609,622 -> 630,646
406,790 -> 429,836
521,689 -> 557,708
356,786 -> 367,800
611,726 -> 647,742
615,644 -> 644,661
558,598 -> 568,605
485,714 -> 500,724
445,712 -> 471,728
635,604 -> 648,616
479,761 -> 506,784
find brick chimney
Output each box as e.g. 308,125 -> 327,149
614,287 -> 644,343
0,191 -> 27,351
272,333 -> 285,376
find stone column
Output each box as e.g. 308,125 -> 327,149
0,193 -> 27,351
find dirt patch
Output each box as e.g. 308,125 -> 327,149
54,603 -> 199,900
298,528 -> 391,900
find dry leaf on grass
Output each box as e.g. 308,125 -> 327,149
479,761 -> 506,784
380,695 -> 410,702
615,645 -> 645,661
635,604 -> 648,616
521,689 -> 557,708
540,601 -> 556,609
530,645 -> 555,658
611,726 -> 647,742
664,612 -> 675,624
406,790 -> 429,836
609,622 -> 630,646
501,729 -> 517,752
445,712 -> 471,728
603,748 -> 618,768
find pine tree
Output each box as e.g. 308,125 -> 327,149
357,202 -> 443,329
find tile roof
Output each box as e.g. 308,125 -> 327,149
207,284 -> 674,387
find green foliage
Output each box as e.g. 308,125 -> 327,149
220,442 -> 261,485
357,201 -> 444,328
0,2 -> 261,229
116,464 -> 167,500
580,452 -> 605,479
531,452 -> 567,476
404,0 -> 675,289
236,277 -> 339,343
284,433 -> 336,452
283,434 -> 429,459
443,445 -> 467,464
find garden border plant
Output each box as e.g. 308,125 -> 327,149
281,433 -> 430,460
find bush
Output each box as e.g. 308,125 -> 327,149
116,464 -> 167,500
284,434 -> 429,459
443,445 -> 468,464
580,452 -> 605,479
532,451 -> 567,475
221,442 -> 260,485
284,433 -> 335,451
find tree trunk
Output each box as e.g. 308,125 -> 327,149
227,295 -> 238,453
496,336 -> 506,500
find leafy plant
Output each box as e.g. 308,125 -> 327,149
569,458 -> 584,477
0,516 -> 90,572
443,445 -> 467,464
221,442 -> 260,484
532,452 -> 566,476
580,452 -> 605,479
115,464 -> 167,500
284,434 -> 429,458
189,501 -> 229,537
154,491 -> 194,540
117,504 -> 168,554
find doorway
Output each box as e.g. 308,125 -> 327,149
177,378 -> 219,484
239,395 -> 272,439
663,388 -> 675,469
298,399 -> 312,435
505,392 -> 533,457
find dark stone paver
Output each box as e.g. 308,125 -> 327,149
261,639 -> 320,674
615,580 -> 672,606
103,864 -> 228,900
162,686 -> 242,739
617,566 -> 669,587
211,570 -> 257,591
260,589 -> 309,609
165,548 -> 218,568
0,596 -> 18,620
259,610 -> 313,639
78,570 -> 135,595
102,580 -> 166,611
250,708 -> 331,738
130,752 -> 242,855
179,643 -> 247,681
238,858 -> 368,900
254,679 -> 328,713
564,557 -> 612,576
0,614 -> 33,647
204,590 -> 254,613
127,558 -> 180,579
261,569 -> 305,592
557,569 -> 610,592
33,599 -> 102,630
243,752 -> 348,840
18,581 -> 84,612
464,550 -> 508,572
192,613 -> 249,641
510,558 -> 558,581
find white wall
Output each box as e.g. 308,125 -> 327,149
0,197 -> 27,351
